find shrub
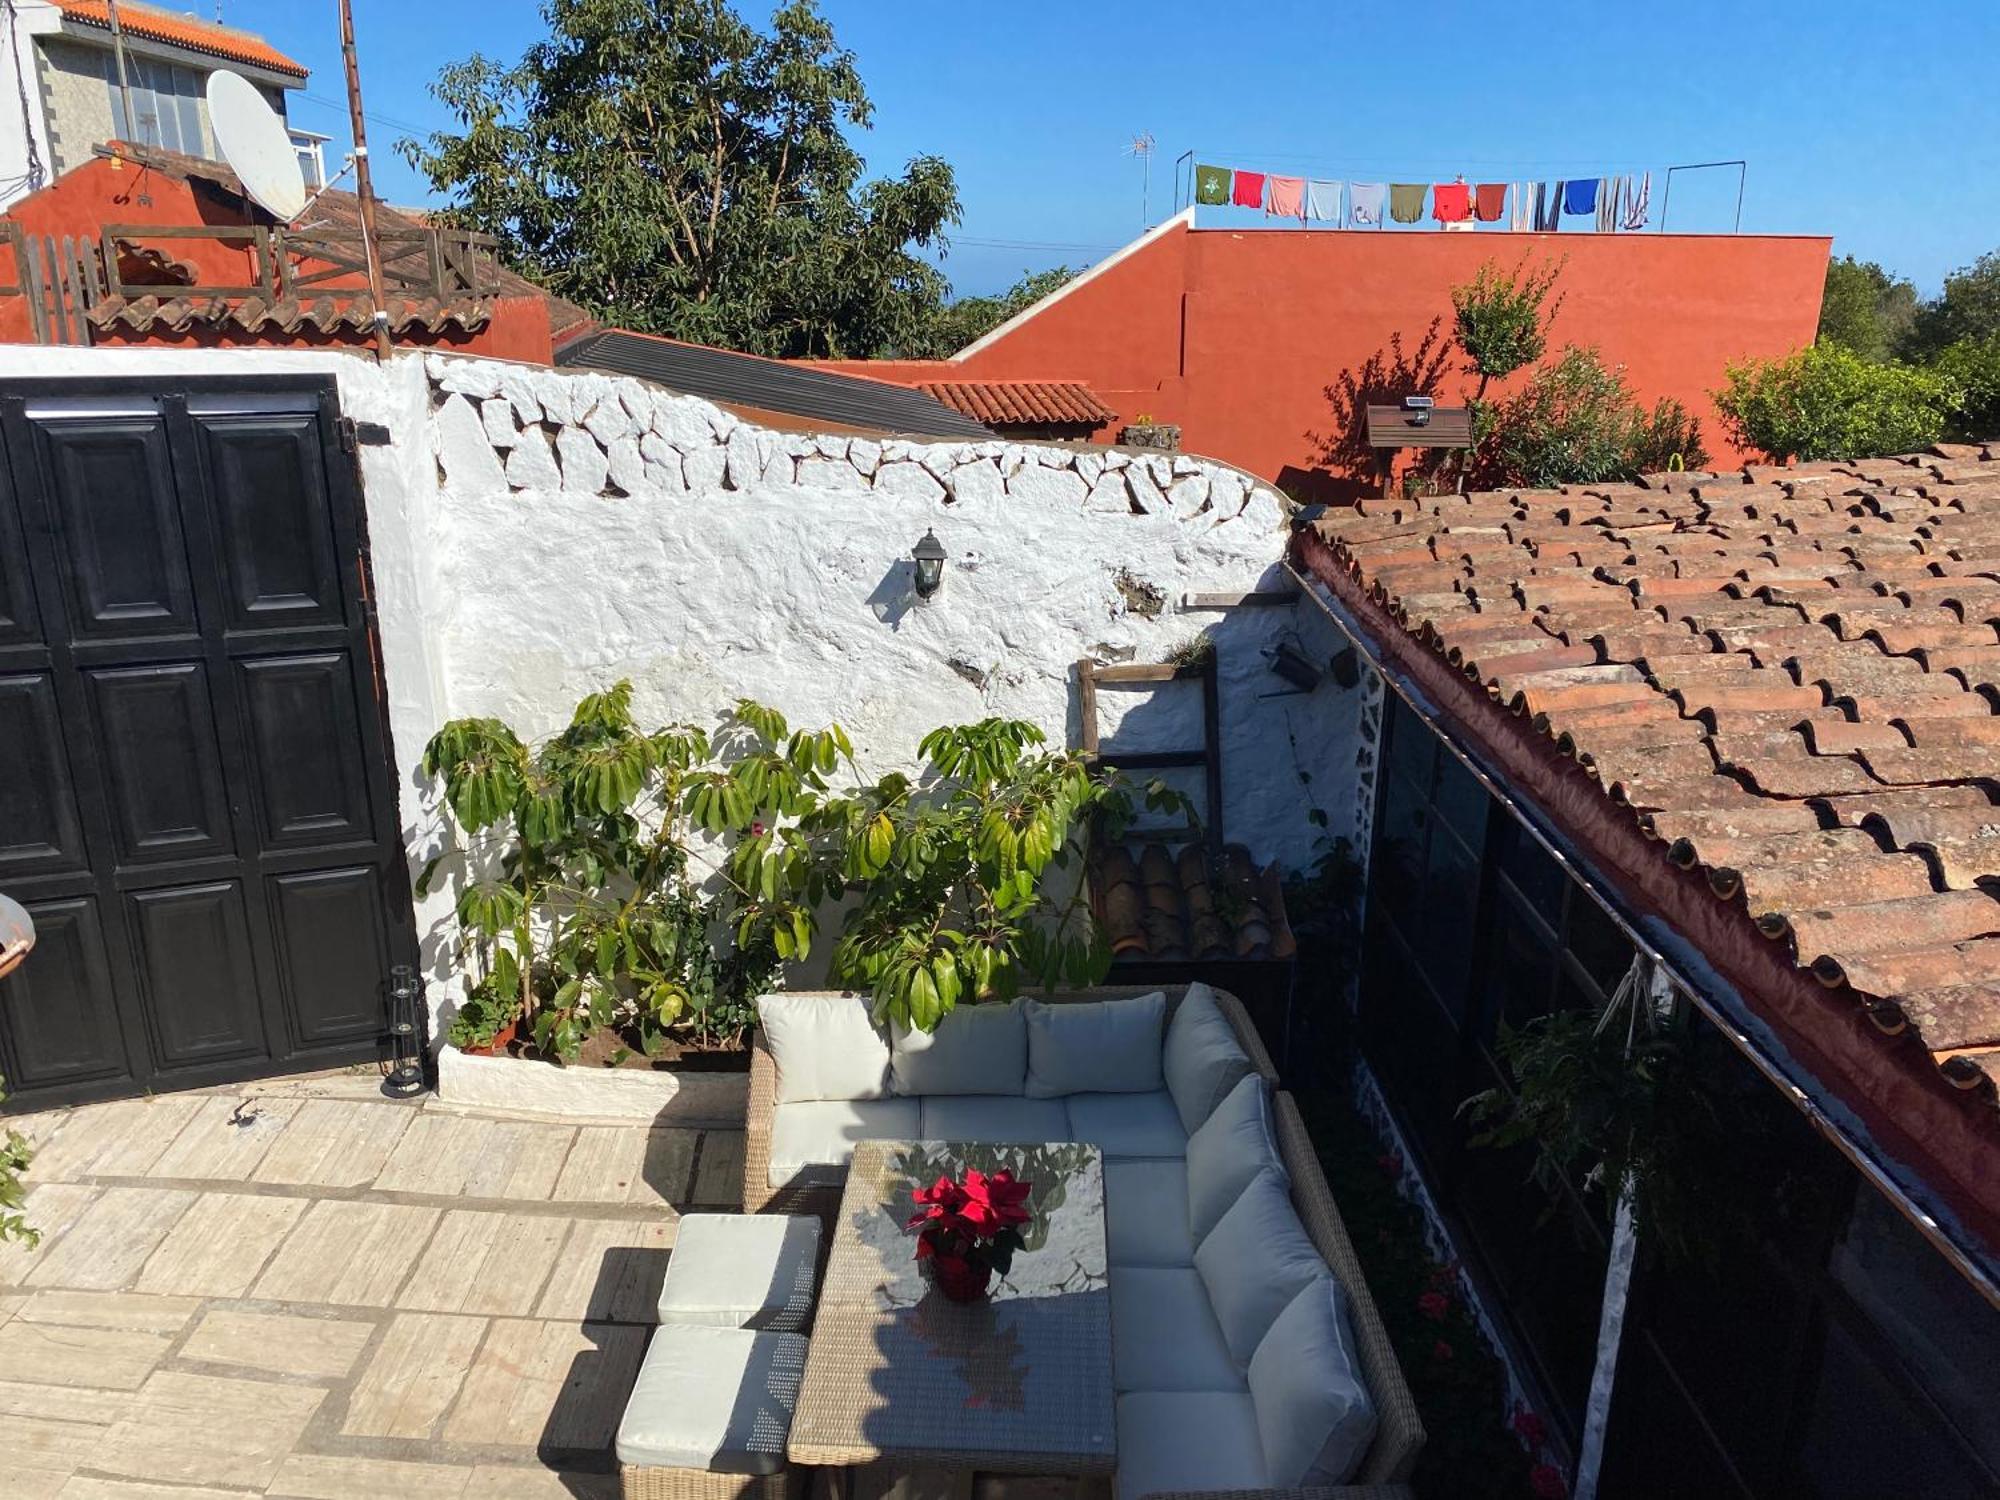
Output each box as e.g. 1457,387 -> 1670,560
1932,333 -> 2000,442
1452,257 -> 1565,398
1628,395 -> 1711,475
1479,346 -> 1705,487
1,1077 -> 33,1248
1714,342 -> 1961,461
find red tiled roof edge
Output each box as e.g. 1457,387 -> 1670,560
916,380 -> 1115,427
1292,520 -> 2000,1253
55,1 -> 307,79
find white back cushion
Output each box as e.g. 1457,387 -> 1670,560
1185,1074 -> 1288,1244
1195,1169 -> 1329,1364
890,999 -> 1027,1095
1249,1277 -> 1379,1485
756,993 -> 890,1103
1023,992 -> 1165,1098
1162,982 -> 1255,1134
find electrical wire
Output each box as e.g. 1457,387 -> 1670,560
1,0 -> 46,196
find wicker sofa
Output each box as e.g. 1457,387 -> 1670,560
741,985 -> 1424,1496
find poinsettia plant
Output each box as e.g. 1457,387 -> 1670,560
906,1167 -> 1034,1301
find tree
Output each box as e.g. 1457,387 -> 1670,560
402,0 -> 962,358
1907,249 -> 2000,359
1817,255 -> 1919,362
1714,342 -> 1961,461
1932,334 -> 2000,442
906,266 -> 1077,359
1452,257 -> 1565,401
1480,346 -> 1708,487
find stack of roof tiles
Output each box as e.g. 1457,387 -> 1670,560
915,381 -> 1115,428
1091,841 -> 1294,962
1302,443 -> 2000,1109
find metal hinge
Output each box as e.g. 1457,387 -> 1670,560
338,416 -> 392,452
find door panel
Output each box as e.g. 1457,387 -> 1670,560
0,672 -> 87,877
87,662 -> 234,866
238,653 -> 372,847
128,882 -> 265,1068
0,380 -> 414,1107
40,415 -> 197,641
269,868 -> 389,1045
198,412 -> 343,632
0,896 -> 124,1088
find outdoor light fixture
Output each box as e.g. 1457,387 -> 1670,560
1402,394 -> 1435,429
384,963 -> 426,1097
1263,637 -> 1323,695
1330,646 -> 1362,689
912,528 -> 948,601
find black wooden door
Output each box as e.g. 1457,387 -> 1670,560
0,377 -> 414,1107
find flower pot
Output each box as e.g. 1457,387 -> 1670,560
921,1241 -> 994,1303
458,1018 -> 519,1057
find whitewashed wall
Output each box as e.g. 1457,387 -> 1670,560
0,346 -> 1366,1032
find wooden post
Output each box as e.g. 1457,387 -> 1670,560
105,0 -> 138,149
338,0 -> 394,360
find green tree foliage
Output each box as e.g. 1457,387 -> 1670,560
1714,342 -> 1960,462
1817,255 -> 1919,362
907,266 -> 1077,359
1481,347 -> 1709,487
1932,334 -> 2000,442
1451,257 -> 1565,400
1907,249 -> 2000,359
0,1078 -> 35,1249
401,0 -> 962,358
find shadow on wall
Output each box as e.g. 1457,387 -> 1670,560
1286,318 -> 1458,505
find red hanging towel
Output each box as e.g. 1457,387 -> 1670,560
1474,183 -> 1508,222
1231,170 -> 1267,209
1432,182 -> 1472,223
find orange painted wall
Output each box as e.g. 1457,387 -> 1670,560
821,220 -> 1830,488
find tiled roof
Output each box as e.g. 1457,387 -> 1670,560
1299,443 -> 2000,1111
1091,841 -> 1296,962
54,1 -> 308,79
915,380 -> 1114,428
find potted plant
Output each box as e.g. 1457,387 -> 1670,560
906,1167 -> 1033,1302
1118,411 -> 1181,451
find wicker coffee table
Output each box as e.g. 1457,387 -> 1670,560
788,1139 -> 1114,1487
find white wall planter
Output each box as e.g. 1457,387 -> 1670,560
436,1044 -> 748,1126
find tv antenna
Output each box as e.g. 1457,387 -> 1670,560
1126,132 -> 1156,229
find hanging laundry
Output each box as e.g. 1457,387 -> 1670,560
1509,182 -> 1536,232
1596,176 -> 1621,232
1350,182 -> 1387,227
1563,178 -> 1600,216
1267,175 -> 1306,219
1389,183 -> 1427,223
1622,171 -> 1651,231
1305,178 -> 1343,224
1432,182 -> 1472,223
1475,183 -> 1508,223
1194,164 -> 1231,206
1231,170 -> 1267,209
1536,181 -> 1564,232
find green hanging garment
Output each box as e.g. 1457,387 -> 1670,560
1194,164 -> 1231,206
1389,183 -> 1427,223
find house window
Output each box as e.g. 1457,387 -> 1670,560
289,132 -> 325,189
105,55 -> 207,157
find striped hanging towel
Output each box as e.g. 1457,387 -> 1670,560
1510,182 -> 1536,232
1622,171 -> 1652,230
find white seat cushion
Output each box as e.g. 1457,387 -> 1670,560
1110,1266 -> 1243,1393
1185,1074 -> 1288,1244
656,1214 -> 821,1332
1115,1390 -> 1268,1500
1023,993 -> 1165,1097
891,999 -> 1028,1095
1103,1160 -> 1193,1268
1195,1170 -> 1331,1364
767,1098 -> 920,1187
1162,982 -> 1255,1134
1249,1276 -> 1379,1485
917,1094 -> 1070,1145
757,993 -> 891,1103
616,1324 -> 806,1474
1065,1090 -> 1186,1160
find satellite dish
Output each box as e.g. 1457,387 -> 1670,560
206,69 -> 307,222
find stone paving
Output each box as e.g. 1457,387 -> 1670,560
0,1073 -> 745,1499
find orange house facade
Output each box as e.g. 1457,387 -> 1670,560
821,210 -> 1831,488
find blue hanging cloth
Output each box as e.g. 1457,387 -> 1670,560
1563,178 -> 1600,216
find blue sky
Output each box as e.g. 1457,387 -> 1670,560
260,0 -> 2000,300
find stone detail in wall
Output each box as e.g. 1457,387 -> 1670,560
424,353 -> 1287,536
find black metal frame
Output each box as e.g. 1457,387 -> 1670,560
0,373 -> 421,1108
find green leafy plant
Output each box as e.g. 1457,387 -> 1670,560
0,1077 -> 35,1249
1932,332 -> 2000,441
1714,341 -> 1960,461
1452,256 -> 1566,401
1480,345 -> 1709,487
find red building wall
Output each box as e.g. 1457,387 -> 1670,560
823,218 -> 1830,488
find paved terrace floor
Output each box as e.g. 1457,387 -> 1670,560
0,1071 -> 745,1499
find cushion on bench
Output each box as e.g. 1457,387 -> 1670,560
757,993 -> 890,1103
1162,981 -> 1255,1134
917,1093 -> 1069,1145
1249,1275 -> 1380,1486
1102,1159 -> 1193,1268
767,1098 -> 920,1187
616,1324 -> 806,1475
1185,1073 -> 1288,1244
1023,992 -> 1165,1097
1196,1169 -> 1331,1364
1065,1090 -> 1187,1160
890,998 -> 1027,1095
1110,1266 -> 1244,1394
656,1214 -> 821,1332
1114,1390 -> 1269,1500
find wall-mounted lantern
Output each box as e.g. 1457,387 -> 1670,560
1402,394 -> 1435,428
1262,636 -> 1323,696
912,528 -> 947,601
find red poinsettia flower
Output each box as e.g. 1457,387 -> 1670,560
1431,1339 -> 1454,1362
958,1169 -> 1032,1236
1529,1462 -> 1568,1499
1416,1290 -> 1450,1322
907,1175 -> 972,1234
1512,1409 -> 1548,1448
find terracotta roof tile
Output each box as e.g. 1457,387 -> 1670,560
916,380 -> 1115,427
54,1 -> 305,77
1293,445 -> 2000,1122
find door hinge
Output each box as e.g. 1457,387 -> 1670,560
339,416 -> 392,452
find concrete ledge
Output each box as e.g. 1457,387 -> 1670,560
436,1046 -> 748,1127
